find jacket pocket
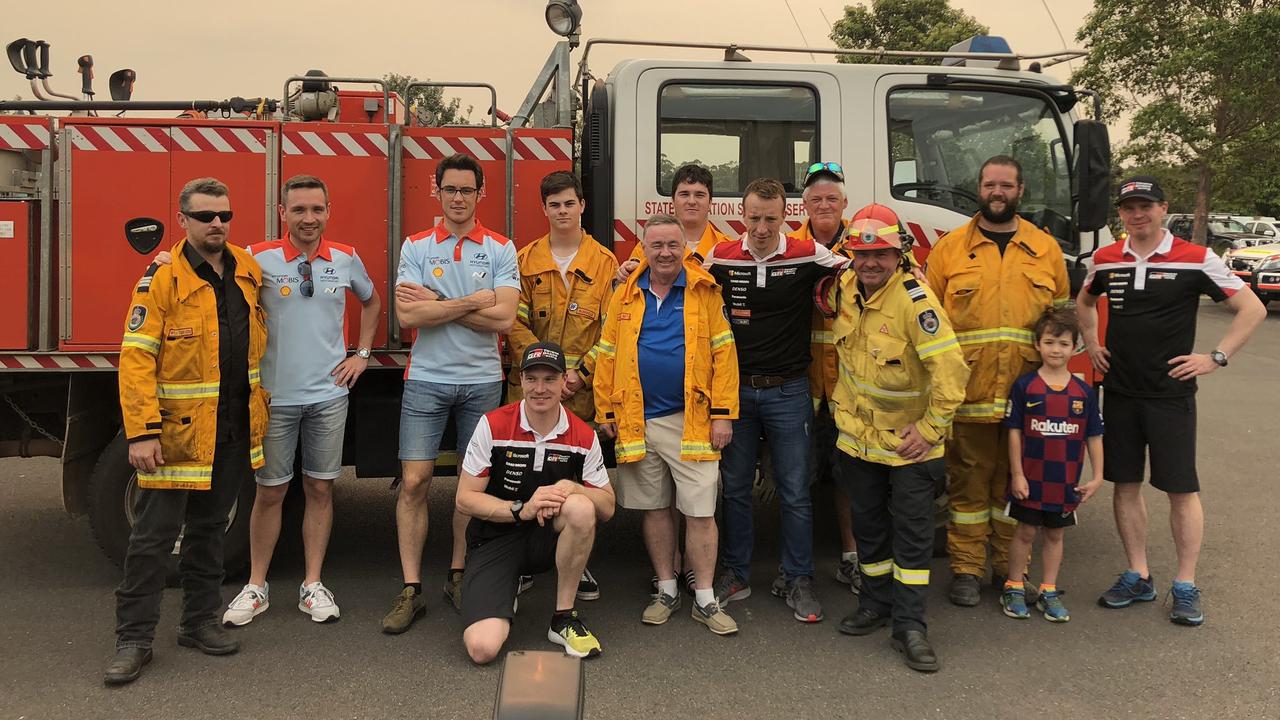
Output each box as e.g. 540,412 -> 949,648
157,400 -> 201,464
944,277 -> 982,331
869,335 -> 912,392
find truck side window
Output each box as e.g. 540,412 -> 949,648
658,83 -> 817,196
887,88 -> 1073,247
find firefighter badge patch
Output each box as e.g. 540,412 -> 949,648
917,309 -> 940,335
127,305 -> 147,331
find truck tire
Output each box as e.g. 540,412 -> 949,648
87,432 -> 254,586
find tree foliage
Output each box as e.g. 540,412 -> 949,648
829,0 -> 989,64
1072,1 -> 1280,240
382,73 -> 471,126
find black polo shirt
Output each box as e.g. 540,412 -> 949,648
183,241 -> 250,442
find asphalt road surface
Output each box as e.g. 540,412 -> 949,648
2,303 -> 1278,720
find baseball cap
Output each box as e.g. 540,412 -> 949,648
803,161 -> 845,187
520,342 -> 567,374
1116,175 -> 1165,205
845,217 -> 904,252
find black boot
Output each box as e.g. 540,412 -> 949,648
103,647 -> 152,685
838,605 -> 890,636
948,573 -> 981,607
177,625 -> 241,656
892,630 -> 940,673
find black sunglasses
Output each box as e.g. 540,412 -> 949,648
297,261 -> 313,298
183,210 -> 234,224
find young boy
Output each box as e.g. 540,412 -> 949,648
1001,306 -> 1104,622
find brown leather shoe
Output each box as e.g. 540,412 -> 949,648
104,647 -> 152,685
177,625 -> 240,655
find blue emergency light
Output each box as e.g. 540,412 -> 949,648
942,35 -> 1018,70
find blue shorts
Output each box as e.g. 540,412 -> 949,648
399,380 -> 503,462
257,395 -> 349,486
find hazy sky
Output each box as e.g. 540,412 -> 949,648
4,1 -> 1099,126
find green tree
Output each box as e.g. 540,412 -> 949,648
1072,1 -> 1280,243
829,0 -> 988,65
382,73 -> 472,126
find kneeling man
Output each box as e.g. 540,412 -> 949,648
455,342 -> 615,663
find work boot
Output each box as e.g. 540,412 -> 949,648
838,605 -> 889,636
892,630 -> 940,673
949,573 -> 981,607
176,625 -> 240,656
103,647 -> 152,686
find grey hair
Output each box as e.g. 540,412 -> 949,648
642,213 -> 682,237
179,177 -> 230,212
802,178 -> 847,200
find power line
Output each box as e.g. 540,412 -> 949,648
781,0 -> 817,62
1039,0 -> 1074,72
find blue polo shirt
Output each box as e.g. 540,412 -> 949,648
397,221 -> 519,385
636,268 -> 687,420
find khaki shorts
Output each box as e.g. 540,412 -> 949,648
615,413 -> 719,517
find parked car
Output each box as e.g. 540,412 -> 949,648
1241,219 -> 1280,239
1165,214 -> 1270,255
1224,241 -> 1280,304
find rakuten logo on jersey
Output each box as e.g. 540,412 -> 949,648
1030,418 -> 1080,436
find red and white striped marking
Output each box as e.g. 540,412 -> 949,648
0,121 -> 51,151
401,135 -> 506,161
282,130 -> 388,157
69,126 -> 170,153
512,136 -> 572,162
170,126 -> 267,154
0,352 -> 409,371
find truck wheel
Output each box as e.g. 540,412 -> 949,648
87,432 -> 254,587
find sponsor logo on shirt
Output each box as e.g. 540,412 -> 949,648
1030,418 -> 1080,436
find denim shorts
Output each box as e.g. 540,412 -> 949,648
399,380 -> 503,462
257,395 -> 349,486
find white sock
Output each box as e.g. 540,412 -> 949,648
694,588 -> 716,607
658,579 -> 679,598
842,551 -> 857,562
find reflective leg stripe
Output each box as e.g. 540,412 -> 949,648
893,564 -> 930,585
122,333 -> 161,354
991,504 -> 1018,525
951,508 -> 992,524
156,382 -> 221,399
860,559 -> 893,577
250,444 -> 264,465
137,464 -> 214,489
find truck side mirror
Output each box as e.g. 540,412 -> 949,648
125,217 -> 164,255
1073,119 -> 1111,233
108,69 -> 136,101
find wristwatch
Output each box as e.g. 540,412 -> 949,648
1210,349 -> 1228,367
355,347 -> 371,359
510,499 -> 524,524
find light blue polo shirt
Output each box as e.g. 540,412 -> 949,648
636,268 -> 687,420
397,221 -> 519,384
248,237 -> 375,406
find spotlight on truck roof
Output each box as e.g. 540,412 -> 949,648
544,0 -> 582,39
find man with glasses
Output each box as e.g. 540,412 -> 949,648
108,177 -> 269,685
386,153 -> 519,633
218,175 -> 381,627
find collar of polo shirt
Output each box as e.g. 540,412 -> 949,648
280,236 -> 334,262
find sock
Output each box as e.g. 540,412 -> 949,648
694,587 -> 716,607
449,567 -> 465,577
405,583 -> 422,594
1004,580 -> 1023,591
552,608 -> 575,625
841,551 -> 857,562
1172,579 -> 1196,590
1040,583 -> 1057,594
658,579 -> 679,598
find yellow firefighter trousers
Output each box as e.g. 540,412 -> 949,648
945,422 -> 1017,577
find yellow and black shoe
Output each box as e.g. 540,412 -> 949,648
547,610 -> 602,658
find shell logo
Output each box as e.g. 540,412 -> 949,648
432,267 -> 445,278
280,286 -> 291,296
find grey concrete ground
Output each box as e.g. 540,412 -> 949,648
2,303 -> 1278,720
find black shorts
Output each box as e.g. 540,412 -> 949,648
1102,391 -> 1199,493
1007,501 -> 1077,528
460,523 -> 559,628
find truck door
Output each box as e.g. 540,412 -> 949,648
619,66 -> 841,258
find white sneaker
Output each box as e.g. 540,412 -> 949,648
223,583 -> 269,627
298,581 -> 340,623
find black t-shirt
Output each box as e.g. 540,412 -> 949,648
979,226 -> 1016,255
183,242 -> 250,442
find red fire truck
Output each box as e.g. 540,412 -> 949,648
0,1 -> 1112,575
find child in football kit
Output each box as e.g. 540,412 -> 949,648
1001,307 -> 1104,622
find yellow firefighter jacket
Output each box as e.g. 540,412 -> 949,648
507,231 -> 619,421
119,239 -> 270,489
924,215 -> 1070,422
788,219 -> 850,403
826,268 -> 969,466
593,261 -> 738,462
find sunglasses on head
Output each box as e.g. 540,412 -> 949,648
804,162 -> 845,184
183,210 -> 234,224
297,261 -> 314,298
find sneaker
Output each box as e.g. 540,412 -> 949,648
298,582 -> 340,623
1098,571 -> 1157,609
641,592 -> 681,625
775,575 -> 823,623
381,586 -> 426,634
1001,588 -> 1030,619
1037,590 -> 1070,622
223,583 -> 269,627
577,568 -> 601,601
713,571 -> 751,605
547,610 -> 602,658
1168,582 -> 1204,626
835,557 -> 862,595
994,573 -> 1039,605
517,574 -> 534,596
691,598 -> 738,635
443,569 -> 464,611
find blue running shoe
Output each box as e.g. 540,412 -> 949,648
1098,571 -> 1157,608
1169,582 -> 1204,626
1001,588 -> 1030,619
1038,590 -> 1070,622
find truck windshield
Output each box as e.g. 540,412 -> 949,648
888,88 -> 1073,243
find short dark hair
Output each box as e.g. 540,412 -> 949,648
435,153 -> 484,189
1034,305 -> 1079,344
281,174 -> 328,204
744,177 -> 786,203
540,170 -> 583,202
671,163 -> 713,199
178,177 -> 229,213
979,155 -> 1023,186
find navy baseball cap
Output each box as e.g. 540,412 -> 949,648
1116,175 -> 1165,205
520,342 -> 567,373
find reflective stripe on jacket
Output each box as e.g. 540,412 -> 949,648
924,216 -> 1070,422
593,261 -> 738,462
119,239 -> 270,490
